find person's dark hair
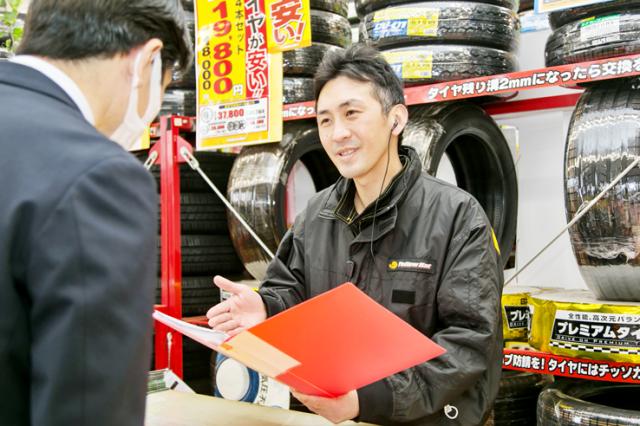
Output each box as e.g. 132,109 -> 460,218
17,0 -> 193,74
314,44 -> 405,114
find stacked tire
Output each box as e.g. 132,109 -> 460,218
487,371 -> 551,426
357,0 -> 520,85
283,0 -> 351,104
564,77 -> 640,301
138,149 -> 244,394
227,121 -> 341,280
546,0 -> 640,66
538,379 -> 640,425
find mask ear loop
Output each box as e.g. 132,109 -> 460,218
141,53 -> 163,123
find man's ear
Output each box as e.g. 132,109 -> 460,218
390,104 -> 409,135
133,38 -> 164,84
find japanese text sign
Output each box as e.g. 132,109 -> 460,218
195,0 -> 283,149
266,0 -> 311,52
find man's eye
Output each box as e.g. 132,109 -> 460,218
346,110 -> 358,117
319,118 -> 330,126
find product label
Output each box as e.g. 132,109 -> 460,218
372,8 -> 439,38
505,305 -> 530,330
199,98 -> 268,138
580,14 -> 620,45
551,310 -> 640,349
383,51 -> 433,80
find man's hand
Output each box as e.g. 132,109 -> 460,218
291,390 -> 359,424
206,276 -> 267,336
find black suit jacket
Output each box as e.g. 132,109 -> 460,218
0,61 -> 158,425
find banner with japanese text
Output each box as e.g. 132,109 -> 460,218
266,0 -> 311,52
535,0 -> 613,14
195,0 -> 283,150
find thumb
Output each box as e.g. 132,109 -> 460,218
213,275 -> 246,295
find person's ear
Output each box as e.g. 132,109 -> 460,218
389,104 -> 409,135
133,38 -> 164,84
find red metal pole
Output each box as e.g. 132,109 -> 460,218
154,115 -> 184,376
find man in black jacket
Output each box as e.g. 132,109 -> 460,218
0,1 -> 191,425
207,45 -> 503,425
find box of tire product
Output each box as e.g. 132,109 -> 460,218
502,286 -> 541,341
529,289 -> 640,363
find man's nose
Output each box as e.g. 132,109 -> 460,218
331,120 -> 351,141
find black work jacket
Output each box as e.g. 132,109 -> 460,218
259,146 -> 503,425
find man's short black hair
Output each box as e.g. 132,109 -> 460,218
17,0 -> 193,74
314,44 -> 405,114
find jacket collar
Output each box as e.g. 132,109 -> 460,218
319,146 -> 423,237
0,61 -> 81,114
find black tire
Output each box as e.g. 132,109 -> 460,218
158,89 -> 196,118
311,0 -> 349,17
564,77 -> 640,301
136,150 -> 236,194
404,102 -> 518,266
154,276 -> 220,316
179,193 -> 228,234
283,43 -> 343,77
355,0 -> 518,16
360,2 -> 519,51
380,45 -> 517,84
180,235 -> 245,275
227,121 -> 341,280
548,0 -> 639,29
311,10 -> 352,48
537,379 -> 640,425
545,9 -> 640,66
492,371 -> 551,426
283,77 -> 315,104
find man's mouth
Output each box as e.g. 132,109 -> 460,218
337,147 -> 358,158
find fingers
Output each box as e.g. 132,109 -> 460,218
211,318 -> 240,333
206,301 -> 230,319
213,275 -> 246,295
207,312 -> 232,328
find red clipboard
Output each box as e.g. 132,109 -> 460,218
155,283 -> 445,397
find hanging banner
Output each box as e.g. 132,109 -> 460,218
266,0 -> 312,52
535,0 -> 614,14
196,0 -> 283,150
503,349 -> 640,384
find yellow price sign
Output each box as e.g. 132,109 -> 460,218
266,0 -> 312,52
196,0 -> 283,150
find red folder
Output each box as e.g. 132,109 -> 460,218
155,283 -> 445,397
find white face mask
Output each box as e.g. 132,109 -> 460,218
110,51 -> 162,149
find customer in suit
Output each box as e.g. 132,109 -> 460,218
0,1 -> 192,424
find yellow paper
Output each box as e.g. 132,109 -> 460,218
195,0 -> 283,150
266,0 -> 312,52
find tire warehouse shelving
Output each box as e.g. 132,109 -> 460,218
147,7 -> 640,419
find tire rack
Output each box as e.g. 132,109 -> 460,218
153,52 -> 640,380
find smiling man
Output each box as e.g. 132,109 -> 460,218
207,45 -> 503,425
